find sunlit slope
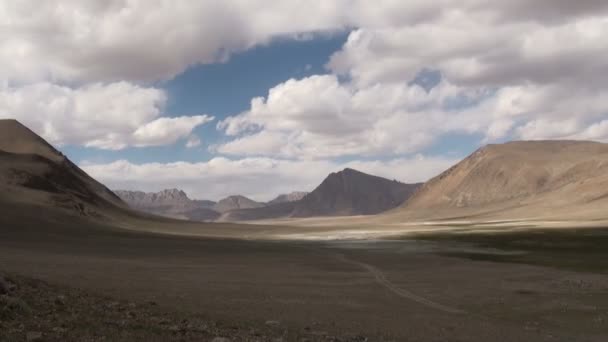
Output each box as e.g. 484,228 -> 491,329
391,141 -> 608,221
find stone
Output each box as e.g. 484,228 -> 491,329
265,320 -> 281,327
0,276 -> 9,294
26,331 -> 43,341
211,338 -> 231,342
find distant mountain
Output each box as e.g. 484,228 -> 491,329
213,195 -> 265,213
218,168 -> 421,221
0,119 -> 126,217
393,140 -> 608,221
114,189 -> 219,221
268,191 -> 309,205
291,168 -> 420,217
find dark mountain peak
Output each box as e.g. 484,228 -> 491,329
290,168 -> 421,217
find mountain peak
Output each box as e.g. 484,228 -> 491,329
213,195 -> 265,213
0,119 -> 64,162
290,168 -> 420,217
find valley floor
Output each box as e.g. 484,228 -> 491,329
1,209 -> 608,341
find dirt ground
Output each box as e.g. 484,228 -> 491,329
1,210 -> 608,341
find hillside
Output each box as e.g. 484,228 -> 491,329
114,189 -> 220,221
0,119 -> 126,217
219,168 -> 420,221
395,140 -> 608,220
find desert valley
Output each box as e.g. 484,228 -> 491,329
2,119 -> 608,341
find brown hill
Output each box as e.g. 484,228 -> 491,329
395,140 -> 608,221
114,189 -> 220,221
0,119 -> 126,217
218,168 -> 421,221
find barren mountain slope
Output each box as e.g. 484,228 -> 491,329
395,140 -> 608,220
213,195 -> 265,213
0,119 -> 126,217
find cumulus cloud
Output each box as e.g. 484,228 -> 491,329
217,1 -> 608,156
0,82 -> 213,149
0,0 -> 354,84
82,155 -> 457,201
217,75 -> 485,158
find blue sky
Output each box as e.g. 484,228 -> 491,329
2,2 -> 606,200
63,33 -> 350,164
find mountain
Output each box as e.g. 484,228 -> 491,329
218,168 -> 420,221
0,119 -> 126,217
114,189 -> 220,221
268,191 -> 309,205
213,195 -> 265,213
395,141 -> 608,220
291,168 -> 420,217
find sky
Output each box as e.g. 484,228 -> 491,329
1,1 -> 607,201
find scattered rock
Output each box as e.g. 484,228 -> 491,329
54,295 -> 66,306
211,337 -> 231,342
265,320 -> 281,327
26,331 -> 43,341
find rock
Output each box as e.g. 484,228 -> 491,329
26,331 -> 43,341
211,338 -> 231,342
54,295 -> 66,306
265,320 -> 281,327
0,275 -> 9,294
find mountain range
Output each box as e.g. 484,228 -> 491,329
116,169 -> 419,222
2,119 -> 608,226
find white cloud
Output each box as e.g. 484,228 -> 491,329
329,15 -> 608,89
217,2 -> 608,156
0,1 -> 354,84
0,82 -> 213,149
185,135 -> 202,148
217,75 -> 483,158
82,155 -> 457,201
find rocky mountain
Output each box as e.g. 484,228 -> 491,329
268,191 -> 309,205
114,189 -> 219,221
213,195 -> 265,213
291,168 -> 421,217
395,140 -> 608,220
218,168 -> 421,221
0,119 -> 126,217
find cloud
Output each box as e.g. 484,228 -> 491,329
185,135 -> 202,148
0,1 -> 354,84
0,82 -> 214,149
328,15 -> 608,89
217,1 -> 608,157
217,75 -> 485,158
82,155 -> 458,201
